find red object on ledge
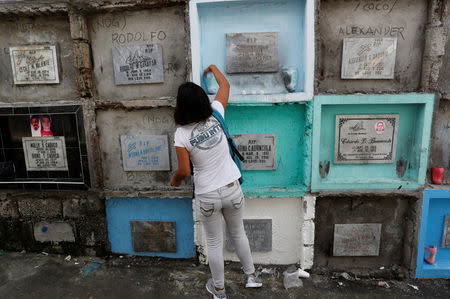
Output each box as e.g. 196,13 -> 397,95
424,245 -> 437,265
431,167 -> 444,185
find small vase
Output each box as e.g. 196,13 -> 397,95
204,72 -> 219,95
431,167 -> 444,184
281,67 -> 298,93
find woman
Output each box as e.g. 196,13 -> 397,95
170,65 -> 262,299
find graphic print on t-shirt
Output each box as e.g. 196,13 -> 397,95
189,117 -> 223,150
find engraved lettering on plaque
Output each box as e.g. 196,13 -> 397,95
341,37 -> 397,79
333,223 -> 382,256
120,135 -> 170,171
112,44 -> 164,85
130,221 -> 176,252
226,32 -> 278,73
10,45 -> 59,84
335,114 -> 399,164
226,219 -> 272,252
22,137 -> 68,171
233,134 -> 276,170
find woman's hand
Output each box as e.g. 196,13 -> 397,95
202,64 -> 230,110
170,176 -> 182,187
203,64 -> 216,77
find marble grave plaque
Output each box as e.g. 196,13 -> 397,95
233,134 -> 276,170
335,114 -> 399,164
226,32 -> 278,73
120,135 -> 170,171
341,37 -> 397,79
333,223 -> 382,256
10,45 -> 59,84
441,215 -> 450,248
226,219 -> 272,252
22,137 -> 68,171
112,44 -> 164,85
130,221 -> 176,252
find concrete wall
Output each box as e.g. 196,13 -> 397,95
429,100 -> 450,184
96,107 -> 192,192
317,0 -> 427,93
0,191 -> 107,256
0,15 -> 78,103
88,6 -> 187,102
313,195 -> 419,277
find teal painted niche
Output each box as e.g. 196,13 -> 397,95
311,94 -> 434,191
226,102 -> 312,197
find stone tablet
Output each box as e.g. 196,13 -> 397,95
335,114 -> 399,164
130,221 -> 176,252
120,135 -> 170,171
333,223 -> 382,256
112,44 -> 164,85
233,134 -> 276,170
22,137 -> 68,171
341,37 -> 397,79
226,219 -> 272,252
226,32 -> 278,73
9,45 -> 59,84
441,215 -> 450,248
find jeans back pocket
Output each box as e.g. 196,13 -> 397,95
199,200 -> 215,217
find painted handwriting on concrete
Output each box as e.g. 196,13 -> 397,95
226,32 -> 278,73
9,45 -> 59,84
22,137 -> 68,171
234,134 -> 277,170
341,37 -> 397,79
353,0 -> 398,13
92,15 -> 127,33
333,223 -> 382,256
338,25 -> 405,40
334,114 -> 399,164
112,31 -> 167,44
112,44 -> 164,85
120,135 -> 170,171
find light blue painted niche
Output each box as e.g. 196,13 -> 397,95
198,0 -> 306,95
311,94 -> 434,191
106,197 -> 195,258
226,102 -> 312,197
416,189 -> 450,278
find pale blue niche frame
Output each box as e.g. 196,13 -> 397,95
106,197 -> 196,258
416,189 -> 450,278
190,0 -> 315,103
311,94 -> 434,191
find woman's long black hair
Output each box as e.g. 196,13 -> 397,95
174,82 -> 212,125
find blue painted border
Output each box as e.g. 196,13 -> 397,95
311,94 -> 434,191
416,189 -> 450,278
106,197 -> 196,258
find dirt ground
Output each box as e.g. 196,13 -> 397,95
0,252 -> 449,298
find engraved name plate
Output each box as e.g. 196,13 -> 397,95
233,134 -> 276,170
10,45 -> 59,84
335,114 -> 399,164
226,219 -> 272,252
22,137 -> 68,171
226,32 -> 278,73
120,135 -> 170,171
333,223 -> 382,256
112,44 -> 164,85
131,221 -> 176,252
341,37 -> 397,79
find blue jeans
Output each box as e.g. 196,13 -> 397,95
196,180 -> 255,288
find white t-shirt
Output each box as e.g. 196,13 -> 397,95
174,101 -> 241,194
